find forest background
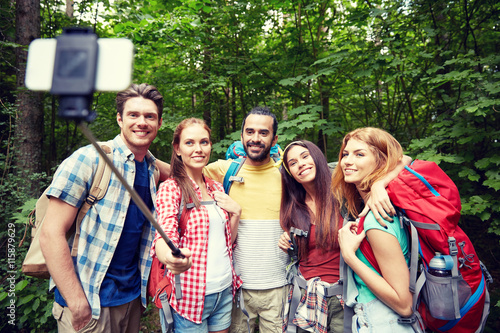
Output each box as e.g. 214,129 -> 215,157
0,0 -> 499,332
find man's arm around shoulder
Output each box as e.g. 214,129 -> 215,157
158,158 -> 230,183
202,159 -> 229,183
39,197 -> 92,331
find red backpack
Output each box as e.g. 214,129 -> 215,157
147,192 -> 195,308
358,160 -> 492,333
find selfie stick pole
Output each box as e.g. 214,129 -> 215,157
78,122 -> 183,259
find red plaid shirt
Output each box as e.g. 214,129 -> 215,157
152,176 -> 242,323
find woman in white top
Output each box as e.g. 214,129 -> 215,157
153,118 -> 242,333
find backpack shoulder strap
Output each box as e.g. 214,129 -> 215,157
271,153 -> 281,163
223,157 -> 245,194
173,189 -> 195,301
70,141 -> 114,257
153,164 -> 160,185
357,216 -> 382,274
204,176 -> 217,190
340,213 -> 355,333
177,187 -> 196,237
177,193 -> 190,236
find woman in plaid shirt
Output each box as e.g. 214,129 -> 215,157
152,118 -> 242,332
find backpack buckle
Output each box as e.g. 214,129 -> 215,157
229,176 -> 244,183
397,316 -> 416,324
448,237 -> 458,256
85,195 -> 97,205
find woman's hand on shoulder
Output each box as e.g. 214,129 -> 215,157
278,231 -> 292,253
213,191 -> 241,217
338,222 -> 366,263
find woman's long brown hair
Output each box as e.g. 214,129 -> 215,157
280,140 -> 341,260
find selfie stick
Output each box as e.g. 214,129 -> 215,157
47,27 -> 181,255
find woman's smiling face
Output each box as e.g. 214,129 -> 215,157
341,138 -> 377,188
286,145 -> 316,185
174,123 -> 211,177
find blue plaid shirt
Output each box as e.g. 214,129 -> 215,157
47,135 -> 156,319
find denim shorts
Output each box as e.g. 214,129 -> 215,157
171,286 -> 233,332
353,298 -> 414,333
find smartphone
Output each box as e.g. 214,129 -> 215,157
25,38 -> 134,92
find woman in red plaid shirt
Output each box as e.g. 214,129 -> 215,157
153,118 -> 243,332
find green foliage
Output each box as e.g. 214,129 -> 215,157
1,278 -> 55,332
0,169 -> 55,332
3,0 -> 500,330
279,105 -> 327,143
1,91 -> 55,333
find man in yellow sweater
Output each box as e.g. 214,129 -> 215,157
203,107 -> 288,332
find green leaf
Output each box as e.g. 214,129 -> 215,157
353,69 -> 373,78
475,156 -> 500,169
18,294 -> 35,306
288,105 -> 322,117
461,195 -> 490,217
16,279 -> 29,292
32,297 -> 40,311
479,211 -> 491,221
0,40 -> 22,48
483,170 -> 500,191
279,76 -> 305,87
458,167 -> 480,182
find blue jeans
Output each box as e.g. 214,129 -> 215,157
161,287 -> 232,332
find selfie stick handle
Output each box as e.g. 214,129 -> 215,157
78,122 -> 184,259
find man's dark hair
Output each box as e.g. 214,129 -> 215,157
116,83 -> 164,119
241,106 -> 278,137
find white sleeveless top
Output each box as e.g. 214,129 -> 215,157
204,201 -> 232,294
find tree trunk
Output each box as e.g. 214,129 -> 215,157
14,0 -> 43,196
66,0 -> 74,18
318,77 -> 329,159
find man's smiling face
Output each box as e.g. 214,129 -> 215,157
117,96 -> 162,160
241,114 -> 278,166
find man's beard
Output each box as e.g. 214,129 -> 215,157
243,141 -> 272,162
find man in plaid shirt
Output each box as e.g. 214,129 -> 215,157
40,83 -> 163,332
